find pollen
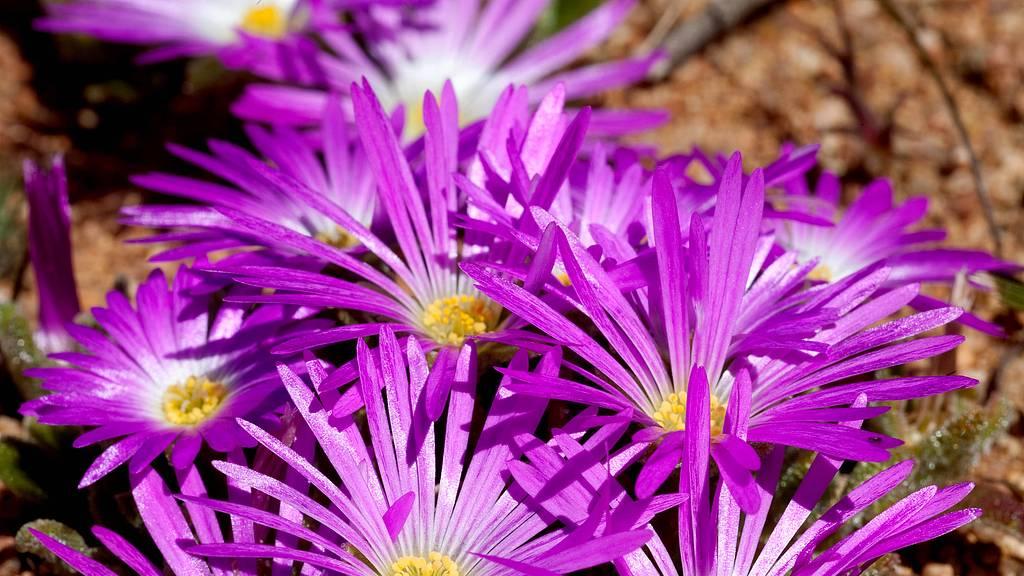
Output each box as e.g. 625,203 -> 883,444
807,263 -> 833,282
421,294 -> 497,347
554,268 -> 571,286
315,226 -> 358,249
651,392 -> 727,436
405,99 -> 427,140
402,97 -> 468,140
162,376 -> 228,427
391,552 -> 459,576
240,5 -> 288,39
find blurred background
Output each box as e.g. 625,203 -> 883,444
0,0 -> 1022,574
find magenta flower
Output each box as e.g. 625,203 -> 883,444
315,0 -> 436,42
464,154 -> 974,512
675,398 -> 978,575
232,0 -> 665,138
183,327 -> 660,574
201,81 -> 599,418
170,83 -> 481,422
519,402 -> 978,576
674,145 -> 821,216
27,447 -> 308,576
776,171 -> 1011,283
773,169 -> 1018,335
36,0 -> 329,79
459,82 -> 652,269
208,82 -> 497,347
123,96 -> 376,262
20,266 -> 309,486
683,146 -> 1017,335
564,143 -> 651,258
24,155 -> 81,353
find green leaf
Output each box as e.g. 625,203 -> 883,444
0,170 -> 25,281
0,302 -> 46,400
25,419 -> 66,450
991,274 -> 1024,311
185,56 -> 231,93
840,400 -> 1014,535
532,0 -> 605,41
0,441 -> 45,500
16,519 -> 94,576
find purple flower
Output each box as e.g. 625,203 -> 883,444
774,170 -> 1012,283
520,406 -> 978,575
664,144 -> 822,226
123,96 -> 376,262
27,445 -> 308,576
24,155 -> 81,353
679,398 -> 977,575
773,169 -> 1018,335
232,0 -> 665,137
212,83 -> 487,343
459,82 -> 652,269
168,81 -> 608,427
20,266 -> 305,486
184,327 -> 660,574
36,0 -> 327,81
684,147 -> 1018,335
564,143 -> 651,257
203,81 -> 595,418
463,153 -> 975,512
316,0 -> 436,42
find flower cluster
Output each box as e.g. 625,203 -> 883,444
18,2 -> 1018,575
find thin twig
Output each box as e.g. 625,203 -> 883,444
650,0 -> 784,79
876,0 -> 1004,257
636,0 -> 689,55
792,1 -> 900,151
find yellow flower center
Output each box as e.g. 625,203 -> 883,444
162,376 -> 228,427
391,552 -> 459,576
405,99 -> 428,141
807,263 -> 833,282
315,227 -> 359,250
421,294 -> 498,347
554,270 -> 571,287
402,97 -> 469,140
651,392 -> 727,436
240,5 -> 288,39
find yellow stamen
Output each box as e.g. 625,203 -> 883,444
405,99 -> 427,141
651,392 -> 727,436
555,270 -> 571,286
240,5 -> 288,39
315,226 -> 359,249
162,376 -> 228,427
402,97 -> 469,140
391,552 -> 459,576
421,294 -> 498,347
807,263 -> 833,283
